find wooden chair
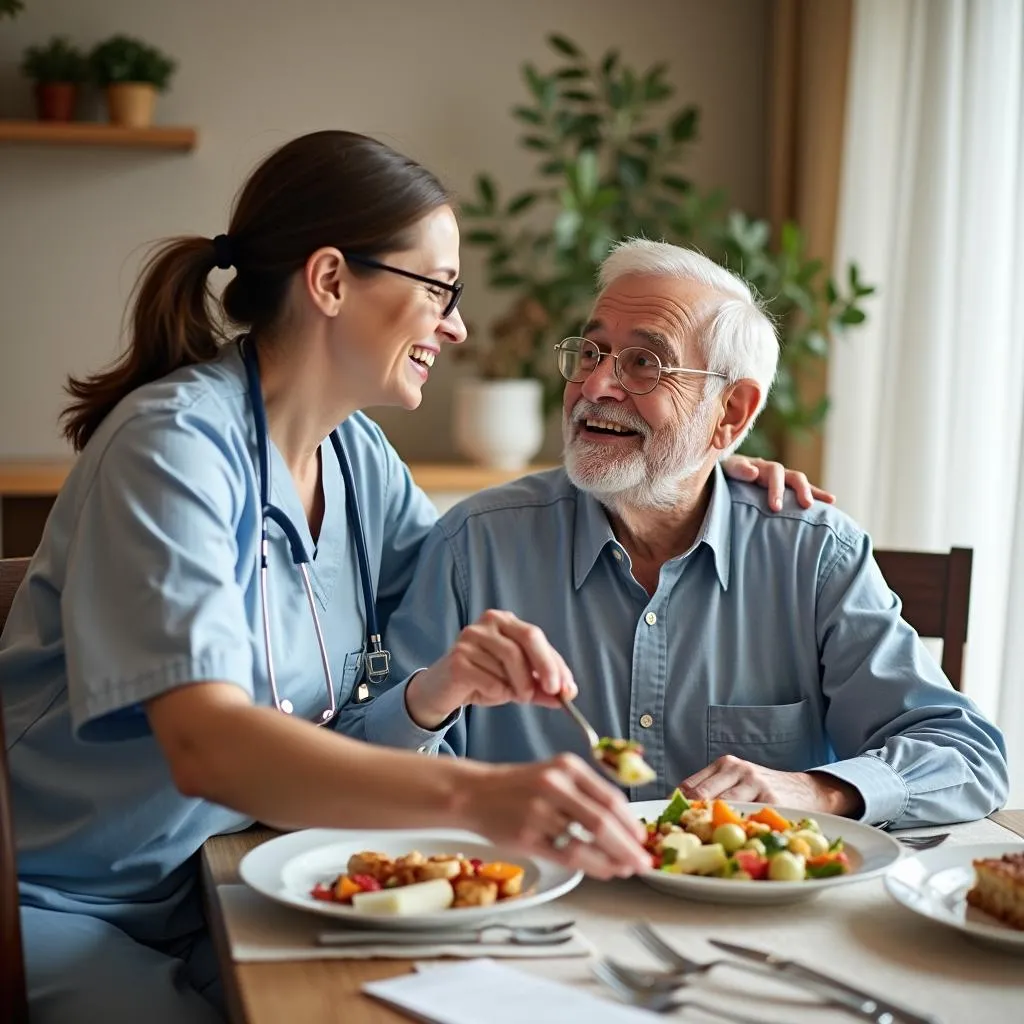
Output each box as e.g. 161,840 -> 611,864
0,557 -> 31,1024
874,547 -> 972,692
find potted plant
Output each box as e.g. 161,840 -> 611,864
0,0 -> 25,19
461,35 -> 875,461
20,36 -> 88,122
89,34 -> 176,128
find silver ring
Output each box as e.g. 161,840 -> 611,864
551,820 -> 590,851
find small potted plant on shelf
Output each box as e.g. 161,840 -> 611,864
89,34 -> 176,128
20,36 -> 88,122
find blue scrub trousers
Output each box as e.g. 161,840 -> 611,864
21,906 -> 225,1024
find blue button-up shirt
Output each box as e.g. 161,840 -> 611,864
348,466 -> 1008,828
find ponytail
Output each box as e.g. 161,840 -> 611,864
61,236 -> 223,452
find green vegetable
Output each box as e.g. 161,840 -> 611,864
711,823 -> 747,853
657,789 -> 690,826
758,831 -> 790,856
807,859 -> 847,879
829,837 -> 845,853
660,846 -> 678,867
768,851 -> 806,882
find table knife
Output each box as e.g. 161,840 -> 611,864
708,939 -> 941,1024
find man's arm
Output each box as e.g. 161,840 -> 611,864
811,532 -> 1008,827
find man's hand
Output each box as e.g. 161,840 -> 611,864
404,609 -> 577,729
679,755 -> 864,818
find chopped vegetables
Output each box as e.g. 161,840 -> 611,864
595,737 -> 657,785
642,790 -> 852,883
311,850 -> 527,909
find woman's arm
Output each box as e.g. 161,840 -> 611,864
146,681 -> 649,878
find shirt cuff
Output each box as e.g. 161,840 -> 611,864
810,754 -> 910,827
362,675 -> 462,753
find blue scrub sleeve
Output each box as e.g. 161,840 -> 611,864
63,411 -> 255,741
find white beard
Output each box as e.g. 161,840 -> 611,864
563,390 -> 720,512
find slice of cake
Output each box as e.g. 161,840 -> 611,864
965,850 -> 1024,930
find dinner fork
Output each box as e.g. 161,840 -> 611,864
317,920 -> 576,947
629,923 -> 883,1017
897,832 -> 951,851
591,961 -> 764,1024
557,694 -> 621,784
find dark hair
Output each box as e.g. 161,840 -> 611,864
62,130 -> 451,451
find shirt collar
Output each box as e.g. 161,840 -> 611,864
570,462 -> 733,591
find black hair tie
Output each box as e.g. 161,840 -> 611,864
212,233 -> 235,270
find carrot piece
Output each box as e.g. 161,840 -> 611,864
749,807 -> 793,832
334,875 -> 362,901
711,799 -> 744,829
477,862 -> 525,883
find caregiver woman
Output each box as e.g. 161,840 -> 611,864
1,129 -> 823,1024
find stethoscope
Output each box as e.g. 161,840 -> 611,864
240,338 -> 390,723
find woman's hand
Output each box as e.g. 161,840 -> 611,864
405,609 -> 576,729
457,753 -> 650,880
720,454 -> 836,511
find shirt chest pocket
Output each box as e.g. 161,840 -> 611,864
707,700 -> 812,771
337,648 -> 366,706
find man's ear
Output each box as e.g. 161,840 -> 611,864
304,247 -> 345,316
712,379 -> 761,451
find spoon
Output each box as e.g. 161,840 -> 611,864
557,694 -> 655,786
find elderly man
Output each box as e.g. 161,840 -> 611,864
344,240 -> 1007,828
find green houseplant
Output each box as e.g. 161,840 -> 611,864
89,34 -> 176,128
0,0 -> 25,20
461,34 -> 874,460
20,36 -> 87,121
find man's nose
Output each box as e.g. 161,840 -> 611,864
580,352 -> 626,402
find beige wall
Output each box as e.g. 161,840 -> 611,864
0,0 -> 768,462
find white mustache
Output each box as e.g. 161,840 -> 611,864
570,402 -> 650,438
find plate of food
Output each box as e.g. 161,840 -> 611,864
884,841 -> 1024,954
631,791 -> 903,905
238,828 -> 584,929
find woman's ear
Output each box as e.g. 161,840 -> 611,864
712,379 -> 762,451
304,247 -> 345,316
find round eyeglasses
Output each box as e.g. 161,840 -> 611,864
553,337 -> 728,396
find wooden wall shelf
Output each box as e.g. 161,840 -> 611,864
0,121 -> 197,151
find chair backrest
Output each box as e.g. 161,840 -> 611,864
873,547 -> 972,692
0,557 -> 30,1024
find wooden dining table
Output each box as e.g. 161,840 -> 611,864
202,810 -> 1024,1024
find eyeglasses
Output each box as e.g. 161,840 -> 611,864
553,337 -> 728,396
343,253 -> 463,319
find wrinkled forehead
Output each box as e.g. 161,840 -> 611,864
587,274 -> 724,357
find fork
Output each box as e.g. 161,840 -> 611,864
591,961 -> 764,1024
317,920 -> 575,947
558,694 -> 621,784
897,833 -> 951,851
629,922 -> 881,1016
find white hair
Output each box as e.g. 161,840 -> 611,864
597,239 -> 779,453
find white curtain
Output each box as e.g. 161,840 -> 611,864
826,0 -> 1024,803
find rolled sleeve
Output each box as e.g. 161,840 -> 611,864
64,410 -> 254,741
361,676 -> 462,752
816,532 -> 1008,826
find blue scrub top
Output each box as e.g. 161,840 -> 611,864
0,344 -> 437,943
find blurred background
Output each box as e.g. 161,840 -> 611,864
0,0 -> 1021,800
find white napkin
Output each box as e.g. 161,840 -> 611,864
216,885 -> 594,962
364,959 -> 657,1023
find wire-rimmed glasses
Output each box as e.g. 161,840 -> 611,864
553,336 -> 728,396
343,252 -> 463,318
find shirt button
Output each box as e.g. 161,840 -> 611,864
639,713 -> 654,728
417,745 -> 429,754
612,549 -> 623,561
644,611 -> 657,625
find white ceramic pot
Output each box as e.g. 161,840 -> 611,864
452,378 -> 545,470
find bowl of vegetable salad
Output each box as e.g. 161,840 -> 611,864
632,791 -> 903,905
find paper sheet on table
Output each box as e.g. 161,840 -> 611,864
362,958 -> 658,1023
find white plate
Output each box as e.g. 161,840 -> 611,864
884,840 -> 1024,954
238,827 -> 583,930
631,799 -> 903,905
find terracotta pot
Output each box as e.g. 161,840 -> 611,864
105,83 -> 157,128
34,82 -> 78,122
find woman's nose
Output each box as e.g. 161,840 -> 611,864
439,307 -> 467,345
